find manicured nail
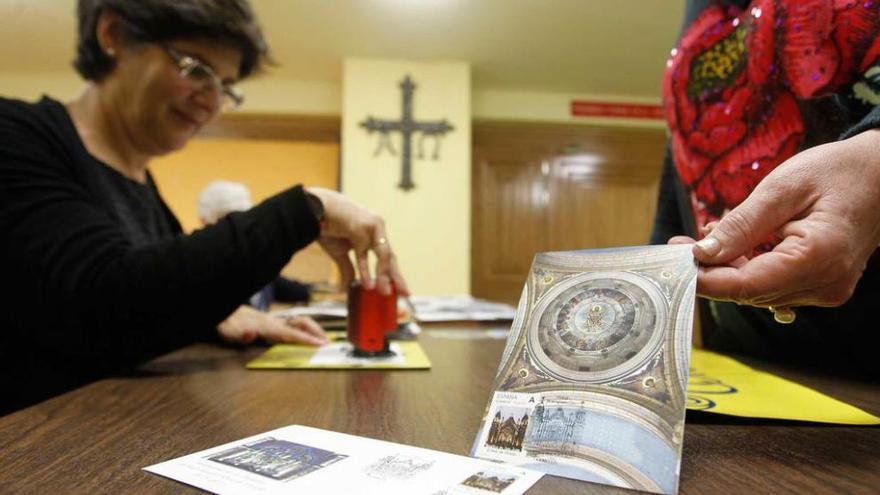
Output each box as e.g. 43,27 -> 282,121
695,237 -> 721,256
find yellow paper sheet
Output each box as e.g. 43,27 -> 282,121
687,348 -> 880,425
247,339 -> 431,370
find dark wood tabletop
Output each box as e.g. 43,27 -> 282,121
0,325 -> 878,495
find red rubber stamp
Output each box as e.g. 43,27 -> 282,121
346,281 -> 398,357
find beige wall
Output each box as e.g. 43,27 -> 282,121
0,71 -> 341,115
474,89 -> 665,129
1,70 -> 661,296
341,58 -> 471,296
150,139 -> 339,232
0,71 -> 662,128
239,77 -> 341,116
1,72 -> 85,102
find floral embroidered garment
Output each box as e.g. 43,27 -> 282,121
663,0 -> 880,234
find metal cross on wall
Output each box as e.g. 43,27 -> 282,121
359,75 -> 454,191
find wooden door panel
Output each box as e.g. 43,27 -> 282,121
548,180 -> 659,250
484,160 -> 546,273
472,122 -> 666,304
473,158 -> 548,302
550,184 -> 659,249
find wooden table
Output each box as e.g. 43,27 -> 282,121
0,326 -> 878,494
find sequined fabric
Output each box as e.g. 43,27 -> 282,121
663,0 -> 880,234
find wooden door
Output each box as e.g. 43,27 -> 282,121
472,122 -> 667,304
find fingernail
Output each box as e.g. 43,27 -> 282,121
695,236 -> 721,256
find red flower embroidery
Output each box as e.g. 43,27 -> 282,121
663,0 -> 880,234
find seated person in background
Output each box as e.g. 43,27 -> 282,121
0,0 -> 407,415
653,0 -> 879,377
198,179 -> 314,308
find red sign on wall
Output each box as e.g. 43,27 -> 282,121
570,100 -> 664,120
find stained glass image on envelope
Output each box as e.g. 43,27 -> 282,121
472,245 -> 697,494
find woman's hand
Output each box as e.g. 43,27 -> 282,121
683,129 -> 880,309
217,305 -> 329,346
306,187 -> 409,296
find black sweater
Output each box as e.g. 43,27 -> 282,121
0,96 -> 320,413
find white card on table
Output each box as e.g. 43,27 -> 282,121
146,425 -> 543,495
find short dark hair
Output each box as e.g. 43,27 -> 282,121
74,0 -> 269,81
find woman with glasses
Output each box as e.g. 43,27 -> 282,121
0,0 -> 408,414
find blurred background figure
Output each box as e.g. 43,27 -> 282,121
197,179 -> 254,225
198,179 -> 312,309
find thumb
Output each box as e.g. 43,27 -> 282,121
694,178 -> 804,264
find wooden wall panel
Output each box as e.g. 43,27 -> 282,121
473,157 -> 549,301
472,121 -> 666,304
200,113 -> 340,142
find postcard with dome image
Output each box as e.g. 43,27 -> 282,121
471,245 -> 697,494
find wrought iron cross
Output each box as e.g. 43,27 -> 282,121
359,75 -> 454,191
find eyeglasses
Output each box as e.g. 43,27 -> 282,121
163,45 -> 244,111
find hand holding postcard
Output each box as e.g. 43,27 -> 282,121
472,245 -> 697,494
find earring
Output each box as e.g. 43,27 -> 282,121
104,46 -> 116,57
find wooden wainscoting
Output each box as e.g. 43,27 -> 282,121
199,113 -> 341,142
472,121 -> 667,304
